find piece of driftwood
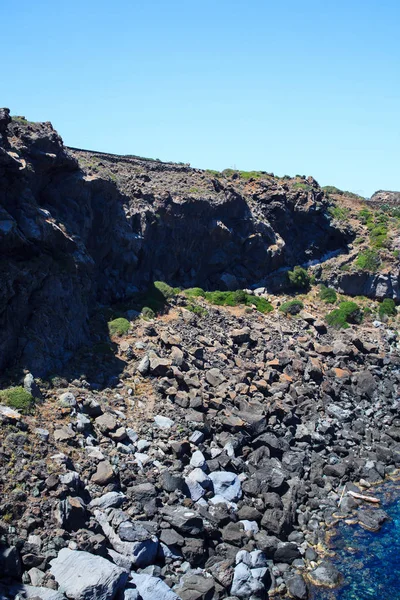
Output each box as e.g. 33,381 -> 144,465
338,484 -> 346,507
347,490 -> 380,503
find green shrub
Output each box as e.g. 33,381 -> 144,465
287,266 -> 310,290
205,290 -> 237,306
0,387 -> 35,414
326,301 -> 362,329
359,208 -> 373,224
186,303 -> 208,316
379,298 -> 396,317
184,287 -> 206,298
339,301 -> 363,323
204,290 -> 273,313
108,317 -> 130,336
293,182 -> 311,191
239,170 -> 263,180
153,281 -> 179,299
318,285 -> 337,304
356,250 -> 380,272
279,299 -> 304,315
249,296 -> 274,314
328,205 -> 350,221
141,307 -> 155,320
369,224 -> 388,248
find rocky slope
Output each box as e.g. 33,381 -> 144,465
0,109 -> 348,375
0,294 -> 398,600
1,108 -> 400,600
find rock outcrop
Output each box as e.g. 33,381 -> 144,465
0,109 -> 347,374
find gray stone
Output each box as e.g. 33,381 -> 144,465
34,428 -> 49,442
206,368 -> 225,387
129,573 -> 179,600
54,426 -> 76,443
89,492 -> 126,510
154,415 -> 174,429
230,563 -> 264,598
161,506 -> 204,535
175,573 -> 215,600
209,471 -> 242,502
309,561 -> 342,587
137,355 -> 150,375
96,413 -> 117,433
50,548 -> 128,600
9,585 -> 64,600
58,392 -> 77,407
91,461 -> 114,485
24,373 -> 42,399
287,575 -> 308,599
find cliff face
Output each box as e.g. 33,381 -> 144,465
0,109 -> 346,374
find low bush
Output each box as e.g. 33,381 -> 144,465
108,317 -> 130,336
356,250 -> 380,272
153,281 -> 180,299
326,301 -> 362,329
279,299 -> 304,315
328,205 -> 350,221
378,298 -> 396,317
186,303 -> 208,317
204,290 -> 273,314
318,285 -> 337,304
0,387 -> 35,414
287,266 -> 310,290
184,287 -> 206,298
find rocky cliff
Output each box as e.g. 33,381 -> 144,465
0,109 -> 347,375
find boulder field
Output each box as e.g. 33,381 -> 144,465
0,298 -> 399,599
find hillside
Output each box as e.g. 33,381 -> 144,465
0,109 -> 399,600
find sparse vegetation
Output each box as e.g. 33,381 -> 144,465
153,281 -> 180,299
378,298 -> 396,318
356,249 -> 381,272
108,317 -> 130,336
293,182 -> 311,192
0,387 -> 35,414
319,285 -> 337,304
322,186 -> 364,200
186,303 -> 208,317
287,266 -> 310,290
328,205 -> 350,222
279,299 -> 304,315
326,301 -> 362,329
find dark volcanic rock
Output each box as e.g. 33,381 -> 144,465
0,110 -> 346,374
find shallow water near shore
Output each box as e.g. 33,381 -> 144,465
311,478 -> 400,600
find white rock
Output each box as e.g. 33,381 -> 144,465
129,573 -> 180,600
190,450 -> 206,468
209,471 -> 242,502
154,415 -> 174,429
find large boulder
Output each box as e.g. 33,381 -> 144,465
50,548 -> 128,600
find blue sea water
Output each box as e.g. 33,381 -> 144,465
311,479 -> 400,600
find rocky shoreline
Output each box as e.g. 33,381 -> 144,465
0,295 -> 399,600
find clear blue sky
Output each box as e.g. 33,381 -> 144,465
2,0 -> 399,197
